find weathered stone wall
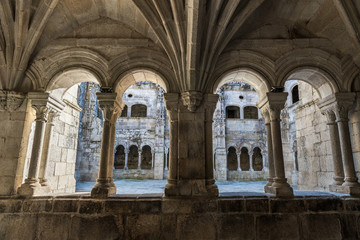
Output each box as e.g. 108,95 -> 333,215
350,92 -> 360,179
0,196 -> 358,239
294,83 -> 333,191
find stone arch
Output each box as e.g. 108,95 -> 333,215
32,48 -> 109,92
114,145 -> 126,169
252,147 -> 263,171
240,147 -> 250,171
141,145 -> 152,169
227,147 -> 237,170
276,49 -> 341,98
212,68 -> 272,101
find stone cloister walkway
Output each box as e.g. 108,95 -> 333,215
76,180 -> 346,197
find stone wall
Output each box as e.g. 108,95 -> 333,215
294,83 -> 333,191
350,92 -> 360,179
0,196 -> 358,239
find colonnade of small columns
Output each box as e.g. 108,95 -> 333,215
18,90 -> 360,198
227,147 -> 265,172
115,145 -> 155,170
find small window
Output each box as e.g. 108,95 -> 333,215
120,105 -> 128,117
227,147 -> 237,170
244,106 -> 258,119
292,85 -> 299,104
226,106 -> 240,118
131,104 -> 147,117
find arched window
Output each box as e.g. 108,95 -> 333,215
240,147 -> 250,171
252,147 -> 263,171
292,85 -> 299,104
114,145 -> 125,169
226,106 -> 240,118
227,147 -> 237,170
141,145 -> 152,169
244,106 -> 258,119
128,145 -> 139,169
131,104 -> 147,117
120,105 -> 128,117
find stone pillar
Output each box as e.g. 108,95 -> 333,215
164,148 -> 169,170
164,92 -> 219,197
18,93 -> 63,196
324,110 -> 344,186
258,92 -> 293,197
38,111 -> 60,191
91,92 -> 117,198
249,149 -> 254,171
260,106 -> 275,193
124,149 -> 129,170
151,151 -> 155,169
334,102 -> 360,189
236,152 -> 241,171
138,150 -> 142,169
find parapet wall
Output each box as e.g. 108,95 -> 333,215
0,195 -> 359,239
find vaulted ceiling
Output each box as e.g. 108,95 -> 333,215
0,0 -> 359,92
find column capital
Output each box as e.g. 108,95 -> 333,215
317,92 -> 356,122
96,92 -> 117,122
257,92 -> 288,121
28,92 -> 65,121
181,91 -> 203,112
203,93 -> 219,121
164,93 -> 180,120
0,91 -> 26,111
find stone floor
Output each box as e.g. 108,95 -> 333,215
76,180 -> 347,197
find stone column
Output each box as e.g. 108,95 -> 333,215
164,92 -> 219,197
204,94 -> 219,195
324,110 -> 344,186
38,111 -> 60,192
260,107 -> 275,192
334,102 -> 360,189
18,93 -> 63,196
236,152 -> 241,171
164,93 -> 179,196
164,148 -> 169,170
138,149 -> 142,169
258,92 -> 293,197
91,92 -> 117,198
249,149 -> 254,171
124,149 -> 129,170
151,151 -> 155,169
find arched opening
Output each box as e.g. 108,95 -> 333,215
131,104 -> 147,117
252,147 -> 263,171
128,145 -> 139,169
244,106 -> 258,119
240,147 -> 250,171
141,145 -> 152,169
226,106 -> 240,118
227,147 -> 237,170
291,85 -> 299,104
114,145 -> 125,169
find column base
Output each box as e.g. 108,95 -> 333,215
91,179 -> 116,198
165,179 -> 219,197
330,183 -> 360,197
271,178 -> 294,198
17,181 -> 45,197
264,178 -> 274,193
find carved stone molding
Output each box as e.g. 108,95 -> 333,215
317,92 -> 356,122
28,92 -> 65,122
181,91 -> 203,112
96,92 -> 117,122
0,91 -> 26,111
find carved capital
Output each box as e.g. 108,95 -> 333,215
96,92 -> 117,122
321,109 -> 336,124
33,105 -> 51,121
0,91 -> 26,111
260,108 -> 270,124
203,94 -> 219,120
164,93 -> 180,121
317,92 -> 355,122
28,92 -> 65,122
181,91 -> 203,112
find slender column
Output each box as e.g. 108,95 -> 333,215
260,92 -> 293,197
324,110 -> 344,185
249,149 -> 254,171
236,152 -> 241,171
164,148 -> 169,170
124,149 -> 129,170
91,92 -> 117,198
164,93 -> 179,195
18,93 -> 62,196
204,94 -> 219,195
334,104 -> 360,187
152,151 -> 155,169
38,111 -> 60,190
138,150 -> 142,169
